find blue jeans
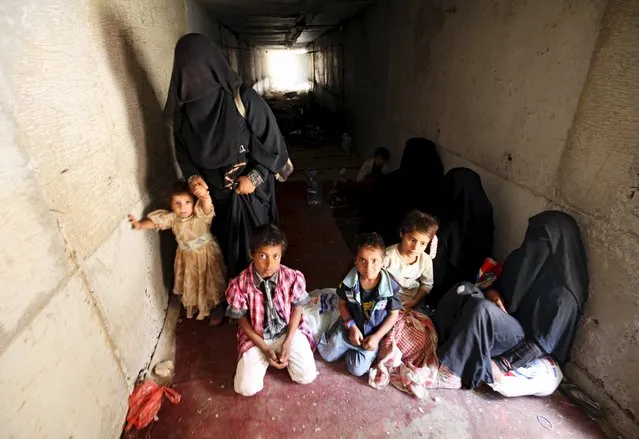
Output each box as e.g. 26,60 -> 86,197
317,322 -> 378,377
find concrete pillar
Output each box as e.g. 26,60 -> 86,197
558,1 -> 639,436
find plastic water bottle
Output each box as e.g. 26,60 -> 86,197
341,133 -> 352,154
306,168 -> 322,207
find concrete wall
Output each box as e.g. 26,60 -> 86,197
188,0 -> 265,87
311,0 -> 639,436
310,31 -> 344,113
0,1 -> 255,437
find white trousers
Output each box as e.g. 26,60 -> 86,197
234,330 -> 317,396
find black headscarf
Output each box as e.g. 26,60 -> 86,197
163,33 -> 247,169
499,211 -> 589,312
400,137 -> 444,185
366,138 -> 444,243
428,168 -> 494,305
496,210 -> 589,363
438,167 -> 494,268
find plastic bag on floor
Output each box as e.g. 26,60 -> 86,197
125,379 -> 181,431
302,288 -> 340,342
488,356 -> 563,398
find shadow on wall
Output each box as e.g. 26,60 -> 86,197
99,8 -> 177,291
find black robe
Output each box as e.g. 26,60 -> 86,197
427,167 -> 494,306
362,137 -> 444,244
433,211 -> 589,388
495,210 -> 589,364
164,34 -> 289,277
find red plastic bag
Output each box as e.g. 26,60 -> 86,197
125,379 -> 181,431
475,258 -> 502,290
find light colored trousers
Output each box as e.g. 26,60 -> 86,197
234,330 -> 317,396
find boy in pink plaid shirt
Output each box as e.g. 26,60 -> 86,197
226,225 -> 317,396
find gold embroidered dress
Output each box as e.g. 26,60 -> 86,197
148,201 -> 226,319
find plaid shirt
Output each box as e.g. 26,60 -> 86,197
225,263 -> 315,357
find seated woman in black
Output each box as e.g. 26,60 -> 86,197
427,167 -> 494,307
361,137 -> 443,244
432,211 -> 589,389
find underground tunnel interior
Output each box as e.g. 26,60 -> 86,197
1,0 -> 638,438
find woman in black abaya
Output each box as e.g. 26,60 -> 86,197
433,210 -> 589,389
427,167 -> 494,307
164,34 -> 290,282
362,137 -> 444,244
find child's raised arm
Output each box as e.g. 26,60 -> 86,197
128,215 -> 156,231
192,185 -> 213,215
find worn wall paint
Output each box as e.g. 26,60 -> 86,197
556,1 -> 639,436
0,0 -> 257,437
0,0 -> 187,436
312,0 -> 639,436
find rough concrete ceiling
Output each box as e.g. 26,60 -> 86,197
200,0 -> 375,47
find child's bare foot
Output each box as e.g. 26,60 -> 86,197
196,311 -> 207,321
186,307 -> 194,319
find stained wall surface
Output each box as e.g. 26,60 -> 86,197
310,0 -> 638,436
0,1 -> 254,437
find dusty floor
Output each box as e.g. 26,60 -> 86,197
124,178 -> 605,439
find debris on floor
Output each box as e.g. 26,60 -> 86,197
153,360 -> 175,379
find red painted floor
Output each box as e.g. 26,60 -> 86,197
125,182 -> 605,439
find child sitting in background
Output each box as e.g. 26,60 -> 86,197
226,225 -> 317,397
128,181 -> 227,323
318,233 -> 401,376
384,210 -> 439,315
356,147 -> 391,183
331,147 -> 391,208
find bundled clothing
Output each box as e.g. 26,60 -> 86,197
318,267 -> 402,376
369,309 -> 443,398
164,34 -> 289,277
433,211 -> 588,388
428,167 -> 494,306
226,264 -> 317,396
148,200 -> 226,319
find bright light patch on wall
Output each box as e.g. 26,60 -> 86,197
266,49 -> 310,92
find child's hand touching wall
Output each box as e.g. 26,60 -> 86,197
128,214 -> 155,231
128,215 -> 142,230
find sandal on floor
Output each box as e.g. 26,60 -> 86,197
208,306 -> 225,327
558,381 -> 603,418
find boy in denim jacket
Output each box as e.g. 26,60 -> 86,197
318,233 -> 401,376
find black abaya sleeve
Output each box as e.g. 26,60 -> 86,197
174,130 -> 199,179
241,86 -> 289,178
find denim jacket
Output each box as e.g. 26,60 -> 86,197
338,267 -> 401,335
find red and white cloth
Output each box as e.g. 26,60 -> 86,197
226,263 -> 316,357
369,309 -> 441,398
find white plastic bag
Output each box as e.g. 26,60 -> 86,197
302,288 -> 340,342
488,356 -> 563,398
